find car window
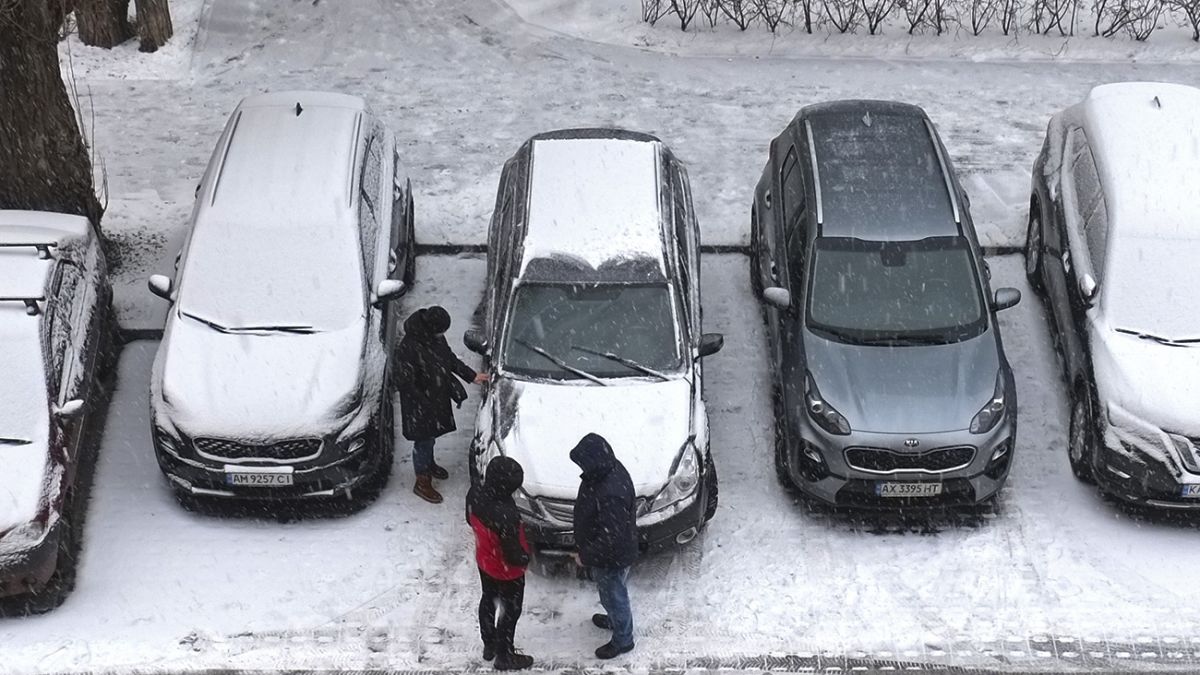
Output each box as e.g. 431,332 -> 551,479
1070,136 -> 1108,280
780,146 -> 804,227
45,261 -> 83,402
670,164 -> 696,332
358,122 -> 385,283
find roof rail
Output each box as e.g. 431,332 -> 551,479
0,296 -> 47,316
0,242 -> 56,259
803,119 -> 825,226
925,119 -> 962,225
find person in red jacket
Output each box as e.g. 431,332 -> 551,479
466,456 -> 534,670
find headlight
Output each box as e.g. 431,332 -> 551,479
805,373 -> 850,436
650,440 -> 701,512
476,438 -> 502,475
342,435 -> 367,455
512,488 -> 536,516
154,427 -> 181,453
970,372 -> 1007,434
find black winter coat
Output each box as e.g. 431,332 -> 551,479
466,456 -> 531,570
396,308 -> 477,441
570,433 -> 639,569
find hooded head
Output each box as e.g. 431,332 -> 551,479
484,455 -> 525,496
570,433 -> 616,478
404,306 -> 452,337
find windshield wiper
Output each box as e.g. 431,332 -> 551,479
1115,328 -> 1199,347
513,338 -> 607,386
181,311 -> 233,334
570,344 -> 670,381
0,437 -> 31,446
227,325 -> 316,334
858,333 -> 950,347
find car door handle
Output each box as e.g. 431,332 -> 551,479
388,250 -> 398,272
769,261 -> 778,280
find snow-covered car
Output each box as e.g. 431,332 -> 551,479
1027,82 -> 1200,507
1,210 -> 114,611
463,129 -> 725,552
148,92 -> 415,502
752,101 -> 1021,508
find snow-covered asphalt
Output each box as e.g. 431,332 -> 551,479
8,254 -> 1200,672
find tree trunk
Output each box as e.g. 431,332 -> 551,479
134,0 -> 173,52
0,0 -> 104,228
76,0 -> 133,48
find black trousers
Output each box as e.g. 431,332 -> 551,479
478,569 -> 525,654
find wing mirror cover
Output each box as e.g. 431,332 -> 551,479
992,287 -> 1022,312
1079,273 -> 1099,305
54,399 -> 85,419
464,328 -> 489,355
762,287 -> 791,309
698,333 -> 724,358
148,274 -> 173,300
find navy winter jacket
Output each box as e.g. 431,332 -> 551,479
570,433 -> 638,569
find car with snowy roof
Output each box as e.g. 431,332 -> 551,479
148,91 -> 415,503
0,210 -> 114,612
752,100 -> 1022,508
463,128 -> 725,552
1027,82 -> 1200,507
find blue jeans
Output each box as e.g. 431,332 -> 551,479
593,566 -> 634,648
413,438 -> 436,476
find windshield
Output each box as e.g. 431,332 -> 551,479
500,282 -> 682,379
807,236 -> 986,344
1106,235 -> 1200,341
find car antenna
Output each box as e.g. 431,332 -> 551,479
862,111 -> 872,127
1153,95 -> 1162,109
295,102 -> 304,116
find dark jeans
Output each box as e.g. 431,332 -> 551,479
593,566 -> 634,648
413,438 -> 436,476
479,569 -> 525,654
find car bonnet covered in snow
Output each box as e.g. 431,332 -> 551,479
487,376 -> 692,498
1082,82 -> 1200,342
519,135 -> 667,277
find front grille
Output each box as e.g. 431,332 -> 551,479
845,446 -> 975,474
194,437 -> 322,462
536,497 -> 651,524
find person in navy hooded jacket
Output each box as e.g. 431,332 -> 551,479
570,433 -> 638,659
466,456 -> 534,670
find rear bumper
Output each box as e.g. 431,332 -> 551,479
0,523 -> 60,599
155,435 -> 383,500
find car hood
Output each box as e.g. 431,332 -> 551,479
490,376 -> 692,499
803,330 -> 1000,434
0,308 -> 51,536
156,313 -> 367,441
1094,327 -> 1200,435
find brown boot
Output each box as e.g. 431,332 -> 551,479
413,475 -> 443,504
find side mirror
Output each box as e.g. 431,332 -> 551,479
992,287 -> 1022,312
54,399 -> 85,420
373,279 -> 406,306
697,333 -> 724,358
1079,273 -> 1098,305
762,287 -> 791,309
464,328 -> 489,355
148,274 -> 173,301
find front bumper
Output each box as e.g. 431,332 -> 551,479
1095,432 -> 1200,510
523,483 -> 709,554
0,522 -> 61,599
154,431 -> 383,500
782,414 -> 1015,509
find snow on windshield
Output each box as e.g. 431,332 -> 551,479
176,221 -> 365,332
1105,235 -> 1200,340
501,283 -> 681,378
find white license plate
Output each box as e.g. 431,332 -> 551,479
1180,485 -> 1200,498
226,472 -> 294,487
876,482 -> 943,498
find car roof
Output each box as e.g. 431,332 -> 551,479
518,133 -> 668,281
0,211 -> 89,303
799,100 -> 960,242
1080,82 -> 1200,238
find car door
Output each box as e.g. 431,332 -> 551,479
47,260 -> 88,480
768,142 -> 805,384
1055,127 -> 1103,381
391,148 -> 413,285
778,148 -> 810,416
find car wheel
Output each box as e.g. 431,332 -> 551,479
749,215 -> 763,298
18,512 -> 76,615
772,384 -> 793,490
703,453 -> 718,522
403,196 -> 417,289
358,396 -> 396,500
1068,388 -> 1096,484
1024,210 -> 1044,290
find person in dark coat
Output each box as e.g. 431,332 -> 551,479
466,456 -> 534,670
570,433 -> 638,659
396,306 -> 486,504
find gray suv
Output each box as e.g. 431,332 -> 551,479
750,100 -> 1021,508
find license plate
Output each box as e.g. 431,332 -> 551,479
1180,485 -> 1200,498
876,482 -> 943,498
226,472 -> 294,487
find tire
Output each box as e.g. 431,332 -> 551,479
16,512 -> 76,615
1025,207 -> 1044,291
403,194 -> 417,289
357,395 -> 396,500
1068,386 -> 1096,484
772,384 -> 794,490
703,453 -> 718,522
749,212 -> 763,298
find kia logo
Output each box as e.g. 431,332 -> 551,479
904,439 -> 920,448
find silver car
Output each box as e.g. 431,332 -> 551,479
464,129 -> 724,551
751,101 -> 1021,508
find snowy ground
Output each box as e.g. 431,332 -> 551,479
10,0 -> 1200,670
10,255 -> 1200,673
